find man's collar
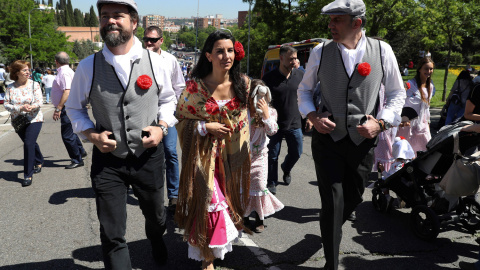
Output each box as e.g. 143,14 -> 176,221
102,36 -> 144,65
337,30 -> 366,51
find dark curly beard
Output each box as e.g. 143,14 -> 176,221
100,24 -> 132,48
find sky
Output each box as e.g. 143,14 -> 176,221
69,0 -> 251,19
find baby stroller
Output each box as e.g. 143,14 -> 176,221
371,121 -> 480,240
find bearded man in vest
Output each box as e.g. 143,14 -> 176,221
65,0 -> 177,268
297,0 -> 405,269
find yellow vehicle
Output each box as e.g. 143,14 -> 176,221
261,38 -> 329,78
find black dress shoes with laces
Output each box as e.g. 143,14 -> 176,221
22,177 -> 32,187
65,162 -> 84,169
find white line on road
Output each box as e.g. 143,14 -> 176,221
240,234 -> 281,270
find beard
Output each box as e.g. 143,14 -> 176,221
100,24 -> 132,48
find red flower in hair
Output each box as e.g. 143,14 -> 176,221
137,75 -> 152,90
405,82 -> 411,90
205,97 -> 220,115
186,80 -> 199,94
187,105 -> 197,115
399,136 -> 406,140
357,62 -> 371,76
234,41 -> 245,61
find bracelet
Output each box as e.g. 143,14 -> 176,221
378,120 -> 385,131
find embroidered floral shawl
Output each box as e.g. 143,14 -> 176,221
175,77 -> 251,261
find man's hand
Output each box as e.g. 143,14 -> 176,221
84,130 -> 117,153
307,111 -> 336,134
53,109 -> 61,121
305,118 -> 313,132
356,115 -> 381,139
142,125 -> 163,148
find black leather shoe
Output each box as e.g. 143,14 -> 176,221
22,177 -> 32,187
65,162 -> 84,169
267,184 -> 277,195
168,198 -> 178,212
151,238 -> 168,266
81,152 -> 87,158
347,212 -> 356,222
33,165 -> 42,174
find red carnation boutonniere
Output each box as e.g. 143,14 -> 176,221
357,62 -> 371,77
137,75 -> 152,90
405,82 -> 411,90
234,41 -> 245,61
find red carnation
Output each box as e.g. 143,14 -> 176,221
405,82 -> 411,90
186,80 -> 199,94
137,75 -> 152,90
187,105 -> 197,115
205,97 -> 220,115
357,62 -> 371,77
234,41 -> 245,61
399,136 -> 406,140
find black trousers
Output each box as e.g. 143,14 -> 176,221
90,143 -> 166,270
311,131 -> 375,270
60,107 -> 85,164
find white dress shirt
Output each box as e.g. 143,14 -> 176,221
66,37 -> 178,138
159,50 -> 185,100
298,31 -> 406,125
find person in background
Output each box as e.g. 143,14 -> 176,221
397,57 -> 435,155
445,70 -> 473,125
294,59 -> 305,72
52,52 -> 86,169
65,0 -> 177,267
42,69 -> 56,104
143,25 -> 185,210
0,63 -> 6,95
263,45 -> 304,195
3,60 -> 44,187
32,67 -> 43,93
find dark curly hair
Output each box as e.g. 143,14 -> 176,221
190,30 -> 247,104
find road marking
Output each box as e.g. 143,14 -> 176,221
240,234 -> 281,270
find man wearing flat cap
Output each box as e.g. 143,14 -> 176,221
297,0 -> 405,269
66,0 -> 177,268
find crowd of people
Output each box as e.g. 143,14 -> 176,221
2,0 -> 480,269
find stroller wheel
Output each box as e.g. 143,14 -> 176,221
411,205 -> 440,240
460,198 -> 480,230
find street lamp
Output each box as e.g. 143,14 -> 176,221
29,6 -> 54,66
194,0 -> 199,64
247,0 -> 252,76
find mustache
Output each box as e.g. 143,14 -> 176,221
102,25 -> 122,32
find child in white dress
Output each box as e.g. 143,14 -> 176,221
244,79 -> 284,233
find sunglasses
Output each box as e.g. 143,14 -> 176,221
143,37 -> 161,43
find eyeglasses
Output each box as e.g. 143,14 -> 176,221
20,69 -> 30,73
143,37 -> 162,43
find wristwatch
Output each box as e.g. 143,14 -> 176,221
378,119 -> 392,131
157,124 -> 168,136
55,107 -> 61,112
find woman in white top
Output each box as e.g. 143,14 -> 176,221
397,57 -> 435,155
41,69 -> 56,104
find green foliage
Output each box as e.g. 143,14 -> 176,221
435,51 -> 463,65
72,39 -> 95,61
65,0 -> 74,26
136,26 -> 144,41
73,8 -> 84,27
472,55 -> 480,64
0,0 -> 71,67
89,6 -> 99,27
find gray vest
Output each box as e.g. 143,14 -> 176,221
90,49 -> 161,158
318,38 -> 384,145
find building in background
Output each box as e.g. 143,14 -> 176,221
143,14 -> 165,29
238,11 -> 248,28
57,27 -> 100,42
194,17 -> 222,30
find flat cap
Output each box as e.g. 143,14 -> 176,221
97,0 -> 138,13
321,0 -> 366,16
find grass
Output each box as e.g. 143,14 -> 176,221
401,68 -> 461,108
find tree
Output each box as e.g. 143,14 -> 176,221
73,8 -> 84,27
88,5 -> 99,27
48,0 -> 53,6
65,0 -> 74,26
0,0 -> 71,67
419,0 -> 480,101
72,39 -> 95,60
135,26 -> 144,41
84,12 -> 90,27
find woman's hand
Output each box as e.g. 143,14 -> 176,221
20,104 -> 33,112
257,98 -> 270,119
206,122 -> 231,138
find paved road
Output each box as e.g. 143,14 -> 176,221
0,106 -> 479,269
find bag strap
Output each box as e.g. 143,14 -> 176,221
453,132 -> 461,155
